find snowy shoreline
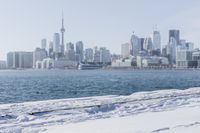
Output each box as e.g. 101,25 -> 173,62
1,88 -> 200,133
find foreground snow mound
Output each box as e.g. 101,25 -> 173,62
0,88 -> 200,133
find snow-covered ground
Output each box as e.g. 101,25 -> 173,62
1,88 -> 200,133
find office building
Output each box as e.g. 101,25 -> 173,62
130,33 -> 140,56
169,30 -> 180,45
167,37 -> 177,64
153,31 -> 161,50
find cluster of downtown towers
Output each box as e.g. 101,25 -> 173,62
6,16 -> 111,69
122,29 -> 193,65
4,16 -> 196,69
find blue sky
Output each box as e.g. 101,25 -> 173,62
0,0 -> 200,59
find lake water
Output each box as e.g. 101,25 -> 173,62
0,69 -> 200,104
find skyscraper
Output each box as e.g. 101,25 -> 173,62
169,30 -> 180,45
139,38 -> 144,51
60,12 -> 65,55
65,42 -> 76,61
130,33 -> 140,56
143,37 -> 153,51
167,37 -> 177,64
53,33 -> 60,53
41,39 -> 47,50
76,41 -> 84,62
153,31 -> 161,50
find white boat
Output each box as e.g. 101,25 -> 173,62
78,63 -> 103,70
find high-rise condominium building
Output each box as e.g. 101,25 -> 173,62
153,31 -> 161,50
76,41 -> 84,62
7,52 -> 33,69
53,33 -> 60,53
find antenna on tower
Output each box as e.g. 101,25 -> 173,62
62,9 -> 64,27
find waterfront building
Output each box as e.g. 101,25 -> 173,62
130,33 -> 140,56
192,49 -> 200,68
121,43 -> 130,59
76,41 -> 84,62
18,52 -> 33,68
0,60 -> 6,69
41,39 -> 47,50
176,46 -> 193,68
169,30 -> 180,45
13,52 -> 20,68
100,47 -> 111,63
153,31 -> 161,50
85,48 -> 93,62
112,59 -> 132,68
7,52 -> 14,69
6,52 -> 33,69
136,56 -> 169,68
33,48 -> 47,68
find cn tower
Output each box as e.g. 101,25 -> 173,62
60,11 -> 65,54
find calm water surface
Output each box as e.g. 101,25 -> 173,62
0,69 -> 200,104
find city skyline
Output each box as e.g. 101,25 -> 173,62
1,0 -> 200,60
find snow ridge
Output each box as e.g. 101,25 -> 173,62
0,88 -> 200,133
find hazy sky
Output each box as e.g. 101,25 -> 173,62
0,0 -> 200,60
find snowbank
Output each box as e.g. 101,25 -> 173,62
0,88 -> 200,133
